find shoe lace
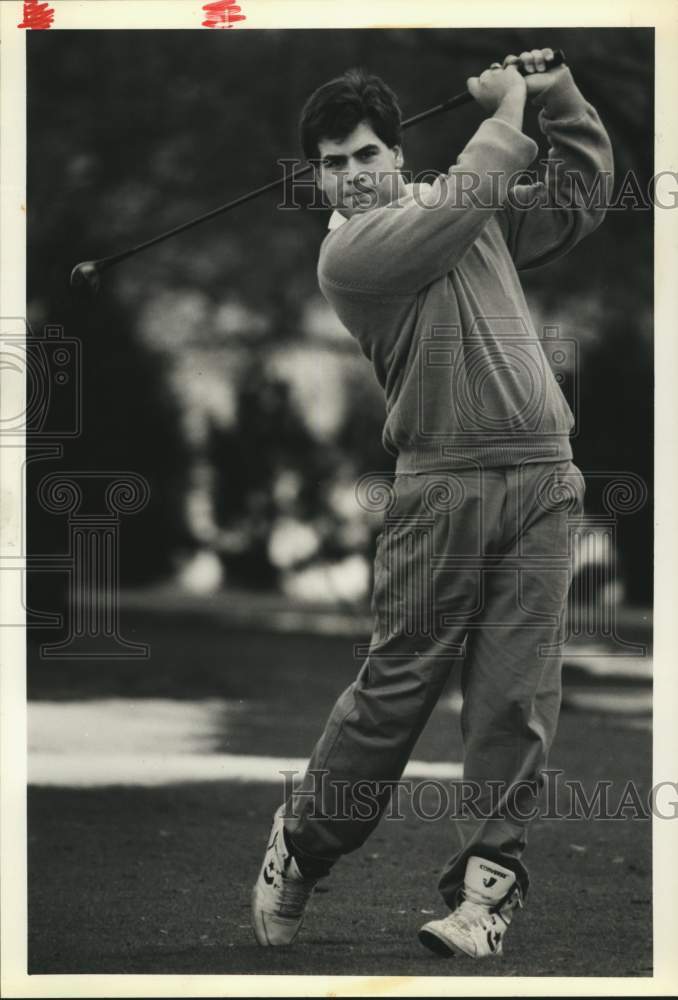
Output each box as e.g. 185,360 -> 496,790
445,898 -> 492,933
449,883 -> 522,932
277,873 -> 316,919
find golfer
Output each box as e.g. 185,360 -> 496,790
252,48 -> 613,958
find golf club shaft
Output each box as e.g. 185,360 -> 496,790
77,49 -> 566,279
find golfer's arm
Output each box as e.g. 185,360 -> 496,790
318,110 -> 538,296
497,67 -> 614,270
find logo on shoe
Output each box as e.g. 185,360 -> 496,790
479,863 -> 508,880
263,860 -> 276,885
482,876 -> 497,888
486,929 -> 502,953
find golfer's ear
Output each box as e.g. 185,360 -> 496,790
393,145 -> 404,169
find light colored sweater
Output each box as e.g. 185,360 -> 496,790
318,68 -> 614,472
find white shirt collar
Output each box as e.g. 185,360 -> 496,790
328,209 -> 348,231
327,182 -> 417,230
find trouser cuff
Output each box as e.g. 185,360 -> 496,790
284,827 -> 335,879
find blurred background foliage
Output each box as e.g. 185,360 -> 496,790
27,27 -> 653,608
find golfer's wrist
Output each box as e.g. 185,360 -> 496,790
531,66 -> 588,119
493,91 -> 525,131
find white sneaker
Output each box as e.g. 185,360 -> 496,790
418,856 -> 522,958
251,805 -> 318,946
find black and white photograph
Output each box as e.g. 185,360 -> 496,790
1,1 -> 676,995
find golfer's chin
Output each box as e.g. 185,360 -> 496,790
336,192 -> 380,218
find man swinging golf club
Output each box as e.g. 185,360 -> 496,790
251,47 -> 613,958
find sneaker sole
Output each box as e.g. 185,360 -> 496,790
251,885 -> 270,946
418,927 -> 473,958
251,806 -> 291,947
251,885 -> 303,947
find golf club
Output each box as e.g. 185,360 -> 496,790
70,49 -> 566,294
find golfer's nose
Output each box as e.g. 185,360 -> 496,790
345,165 -> 360,189
347,166 -> 371,192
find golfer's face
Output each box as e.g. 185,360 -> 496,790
316,122 -> 403,218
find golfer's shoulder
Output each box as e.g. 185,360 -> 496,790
317,225 -> 351,291
317,181 -> 442,290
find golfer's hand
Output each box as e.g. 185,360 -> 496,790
502,48 -> 567,99
466,63 -> 526,114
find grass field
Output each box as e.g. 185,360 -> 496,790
27,612 -> 652,977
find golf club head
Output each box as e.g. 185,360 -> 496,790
70,260 -> 101,295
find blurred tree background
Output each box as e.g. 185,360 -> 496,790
26,27 -> 653,610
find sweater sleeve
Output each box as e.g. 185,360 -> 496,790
318,116 -> 539,297
496,66 -> 614,270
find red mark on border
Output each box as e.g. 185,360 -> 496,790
202,0 -> 246,29
17,0 -> 55,29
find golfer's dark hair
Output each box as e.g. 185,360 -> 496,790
299,68 -> 402,163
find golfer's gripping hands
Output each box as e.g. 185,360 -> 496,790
467,48 -> 567,127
